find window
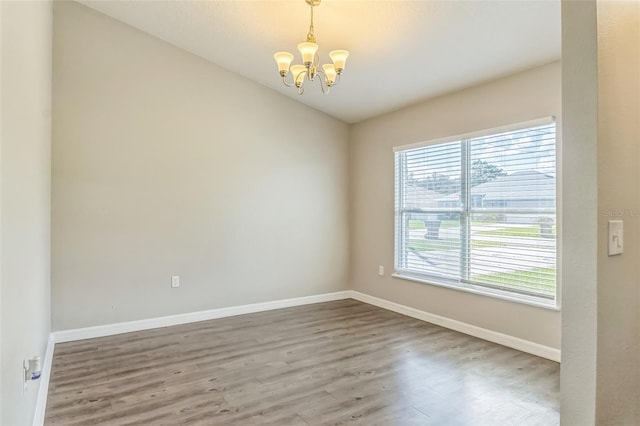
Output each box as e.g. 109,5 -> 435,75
394,119 -> 557,304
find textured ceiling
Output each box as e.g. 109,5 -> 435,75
78,0 -> 561,124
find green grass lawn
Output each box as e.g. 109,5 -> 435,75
476,226 -> 540,237
408,219 -> 459,229
472,267 -> 556,296
408,220 -> 425,229
409,221 -> 557,238
407,239 -> 458,251
441,220 -> 460,228
407,238 -> 504,251
476,225 -> 557,238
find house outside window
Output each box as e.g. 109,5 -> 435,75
394,118 -> 557,305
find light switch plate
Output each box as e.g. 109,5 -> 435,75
608,220 -> 623,256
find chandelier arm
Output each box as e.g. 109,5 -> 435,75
292,68 -> 307,95
318,78 -> 329,95
315,69 -> 330,94
281,74 -> 295,88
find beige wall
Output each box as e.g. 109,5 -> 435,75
349,62 -> 561,349
51,2 -> 349,331
596,1 -> 640,423
0,1 -> 52,424
560,1 -> 599,423
561,1 -> 640,423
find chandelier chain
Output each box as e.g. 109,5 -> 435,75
307,6 -> 316,43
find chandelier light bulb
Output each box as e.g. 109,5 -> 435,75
290,65 -> 307,87
297,42 -> 318,67
322,64 -> 337,86
329,50 -> 349,74
274,52 -> 295,76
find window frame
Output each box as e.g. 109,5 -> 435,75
393,117 -> 560,309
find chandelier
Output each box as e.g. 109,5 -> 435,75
273,0 -> 349,95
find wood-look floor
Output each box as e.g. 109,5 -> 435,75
45,300 -> 559,425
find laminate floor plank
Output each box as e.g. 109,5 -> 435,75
45,299 -> 559,425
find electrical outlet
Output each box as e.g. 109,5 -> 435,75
23,361 -> 28,393
23,356 -> 42,393
378,265 -> 384,276
171,275 -> 180,288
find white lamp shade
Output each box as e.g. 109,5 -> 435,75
274,52 -> 294,75
290,65 -> 307,87
329,50 -> 349,73
297,42 -> 318,66
322,64 -> 337,85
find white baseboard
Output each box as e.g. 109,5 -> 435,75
32,335 -> 54,426
51,291 -> 351,343
50,288 -> 561,360
348,290 -> 561,362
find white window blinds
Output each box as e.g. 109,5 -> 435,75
395,119 -> 557,302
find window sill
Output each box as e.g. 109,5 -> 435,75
392,272 -> 560,311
